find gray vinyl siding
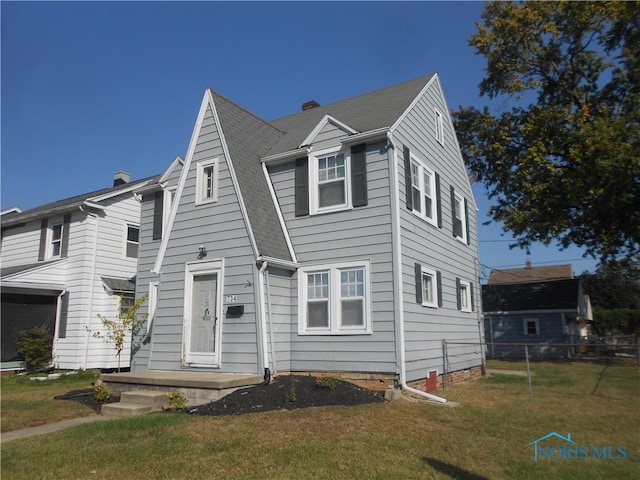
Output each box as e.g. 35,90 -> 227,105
263,267 -> 295,373
268,138 -> 397,375
135,105 -> 261,374
484,313 -> 567,344
394,77 -> 483,381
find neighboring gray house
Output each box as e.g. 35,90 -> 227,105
483,262 -> 591,358
1,173 -> 157,371
131,74 -> 483,397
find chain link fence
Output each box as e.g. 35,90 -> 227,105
443,335 -> 639,394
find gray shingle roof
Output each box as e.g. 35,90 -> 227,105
267,74 -> 435,155
482,279 -> 582,312
488,264 -> 574,285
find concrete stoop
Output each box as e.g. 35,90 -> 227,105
101,390 -> 170,417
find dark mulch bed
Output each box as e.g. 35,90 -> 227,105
188,375 -> 386,416
56,375 -> 386,416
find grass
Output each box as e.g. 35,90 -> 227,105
1,360 -> 638,479
0,370 -> 100,433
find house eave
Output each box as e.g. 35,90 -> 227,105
261,146 -> 311,165
483,308 -> 579,316
340,127 -> 390,146
256,255 -> 300,271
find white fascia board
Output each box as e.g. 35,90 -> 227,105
299,114 -> 358,148
1,206 -> 22,215
88,179 -> 153,203
153,90 -> 212,273
159,156 -> 185,183
484,309 -> 577,316
340,127 -> 390,146
390,73 -> 437,133
0,281 -> 65,294
261,147 -> 311,165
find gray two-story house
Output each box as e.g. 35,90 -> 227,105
130,74 -> 483,399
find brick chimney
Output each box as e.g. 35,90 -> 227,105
113,171 -> 130,187
302,100 -> 320,111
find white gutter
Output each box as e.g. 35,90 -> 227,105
388,130 -> 447,404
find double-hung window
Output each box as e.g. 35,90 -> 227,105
524,318 -> 540,335
451,187 -> 468,244
415,263 -> 441,308
409,156 -> 439,226
50,224 -> 63,257
309,148 -> 350,214
126,224 -> 140,258
456,278 -> 473,313
196,158 -> 219,205
299,261 -> 371,334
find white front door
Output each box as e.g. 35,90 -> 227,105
184,261 -> 223,366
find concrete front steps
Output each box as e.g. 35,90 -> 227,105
101,390 -> 170,417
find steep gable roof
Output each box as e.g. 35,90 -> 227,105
488,263 -> 574,285
210,90 -> 292,262
267,73 -> 436,155
482,278 -> 582,313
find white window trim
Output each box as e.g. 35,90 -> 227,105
49,223 -> 63,259
410,154 -> 438,227
421,266 -> 439,308
435,107 -> 444,146
459,279 -> 472,313
524,318 -> 540,336
309,146 -> 352,215
453,191 -> 468,244
125,223 -> 140,258
195,158 -> 219,205
298,260 -> 372,335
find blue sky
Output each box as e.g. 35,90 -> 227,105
1,1 -> 599,278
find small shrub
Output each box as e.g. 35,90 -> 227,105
318,375 -> 341,392
285,377 -> 297,403
165,391 -> 188,411
17,327 -> 52,373
93,379 -> 111,402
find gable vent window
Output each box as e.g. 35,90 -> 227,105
196,158 -> 219,205
435,108 -> 444,146
126,224 -> 140,258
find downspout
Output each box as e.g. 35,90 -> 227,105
81,207 -> 100,369
257,260 -> 271,383
265,268 -> 277,374
388,130 -> 447,403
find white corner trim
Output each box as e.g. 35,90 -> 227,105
261,162 -> 298,264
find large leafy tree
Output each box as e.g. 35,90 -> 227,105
453,1 -> 639,261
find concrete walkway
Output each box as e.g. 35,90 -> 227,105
1,415 -> 111,443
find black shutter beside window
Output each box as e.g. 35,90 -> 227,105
437,271 -> 443,307
456,277 -> 461,310
415,263 -> 422,304
61,214 -> 71,258
38,219 -> 48,261
464,197 -> 470,245
451,185 -> 458,238
152,191 -> 164,240
351,143 -> 367,207
404,146 -> 412,210
435,173 -> 442,228
470,282 -> 475,311
294,156 -> 309,217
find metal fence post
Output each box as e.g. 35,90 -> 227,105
525,344 -> 533,396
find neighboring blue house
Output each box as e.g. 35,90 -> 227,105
483,262 -> 591,358
129,74 -> 484,399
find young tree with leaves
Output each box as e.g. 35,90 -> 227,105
93,295 -> 146,372
453,1 -> 639,262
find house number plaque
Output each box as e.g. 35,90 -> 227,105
225,295 -> 238,303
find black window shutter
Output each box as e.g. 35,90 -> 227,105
152,191 -> 164,240
403,146 -> 412,210
437,270 -> 443,307
415,263 -> 422,304
58,292 -> 69,339
38,218 -> 48,261
464,197 -> 470,245
470,282 -> 475,311
456,277 -> 461,310
294,156 -> 309,217
351,143 -> 368,207
450,185 -> 458,237
61,214 -> 71,258
435,173 -> 442,228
